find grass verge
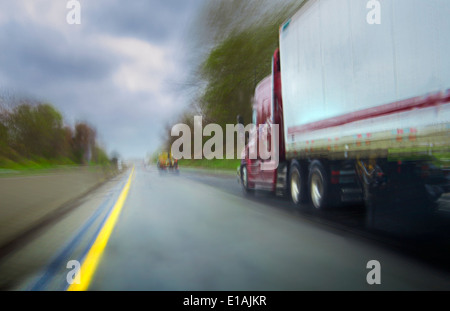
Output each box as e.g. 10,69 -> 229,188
177,158 -> 241,171
0,156 -> 117,177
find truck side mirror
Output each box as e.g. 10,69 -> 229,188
237,115 -> 244,125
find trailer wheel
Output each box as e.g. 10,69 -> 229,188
308,162 -> 330,210
289,161 -> 308,205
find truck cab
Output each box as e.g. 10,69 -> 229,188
240,49 -> 285,194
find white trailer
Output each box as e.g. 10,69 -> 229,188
279,0 -> 450,160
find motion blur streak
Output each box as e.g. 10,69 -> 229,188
67,166 -> 134,291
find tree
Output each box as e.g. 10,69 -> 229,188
0,91 -> 113,168
162,0 -> 303,154
73,122 -> 96,164
7,103 -> 66,159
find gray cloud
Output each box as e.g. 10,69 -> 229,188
84,0 -> 199,44
0,0 -> 206,158
0,22 -> 118,86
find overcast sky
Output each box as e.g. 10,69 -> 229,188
0,0 -> 207,159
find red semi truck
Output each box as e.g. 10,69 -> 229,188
239,0 -> 449,217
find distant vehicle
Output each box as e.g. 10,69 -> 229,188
157,151 -> 179,173
239,0 -> 449,219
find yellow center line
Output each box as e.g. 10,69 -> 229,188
67,166 -> 135,291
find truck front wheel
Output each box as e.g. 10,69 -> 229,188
308,162 -> 331,210
241,165 -> 253,195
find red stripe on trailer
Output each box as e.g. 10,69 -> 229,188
288,90 -> 450,135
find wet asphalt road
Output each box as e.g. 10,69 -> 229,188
6,163 -> 450,291
83,164 -> 450,290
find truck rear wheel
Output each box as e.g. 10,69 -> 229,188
308,162 -> 331,210
289,161 -> 308,205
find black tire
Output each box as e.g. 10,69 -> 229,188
289,161 -> 308,205
423,184 -> 442,211
241,165 -> 254,195
308,161 -> 331,210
